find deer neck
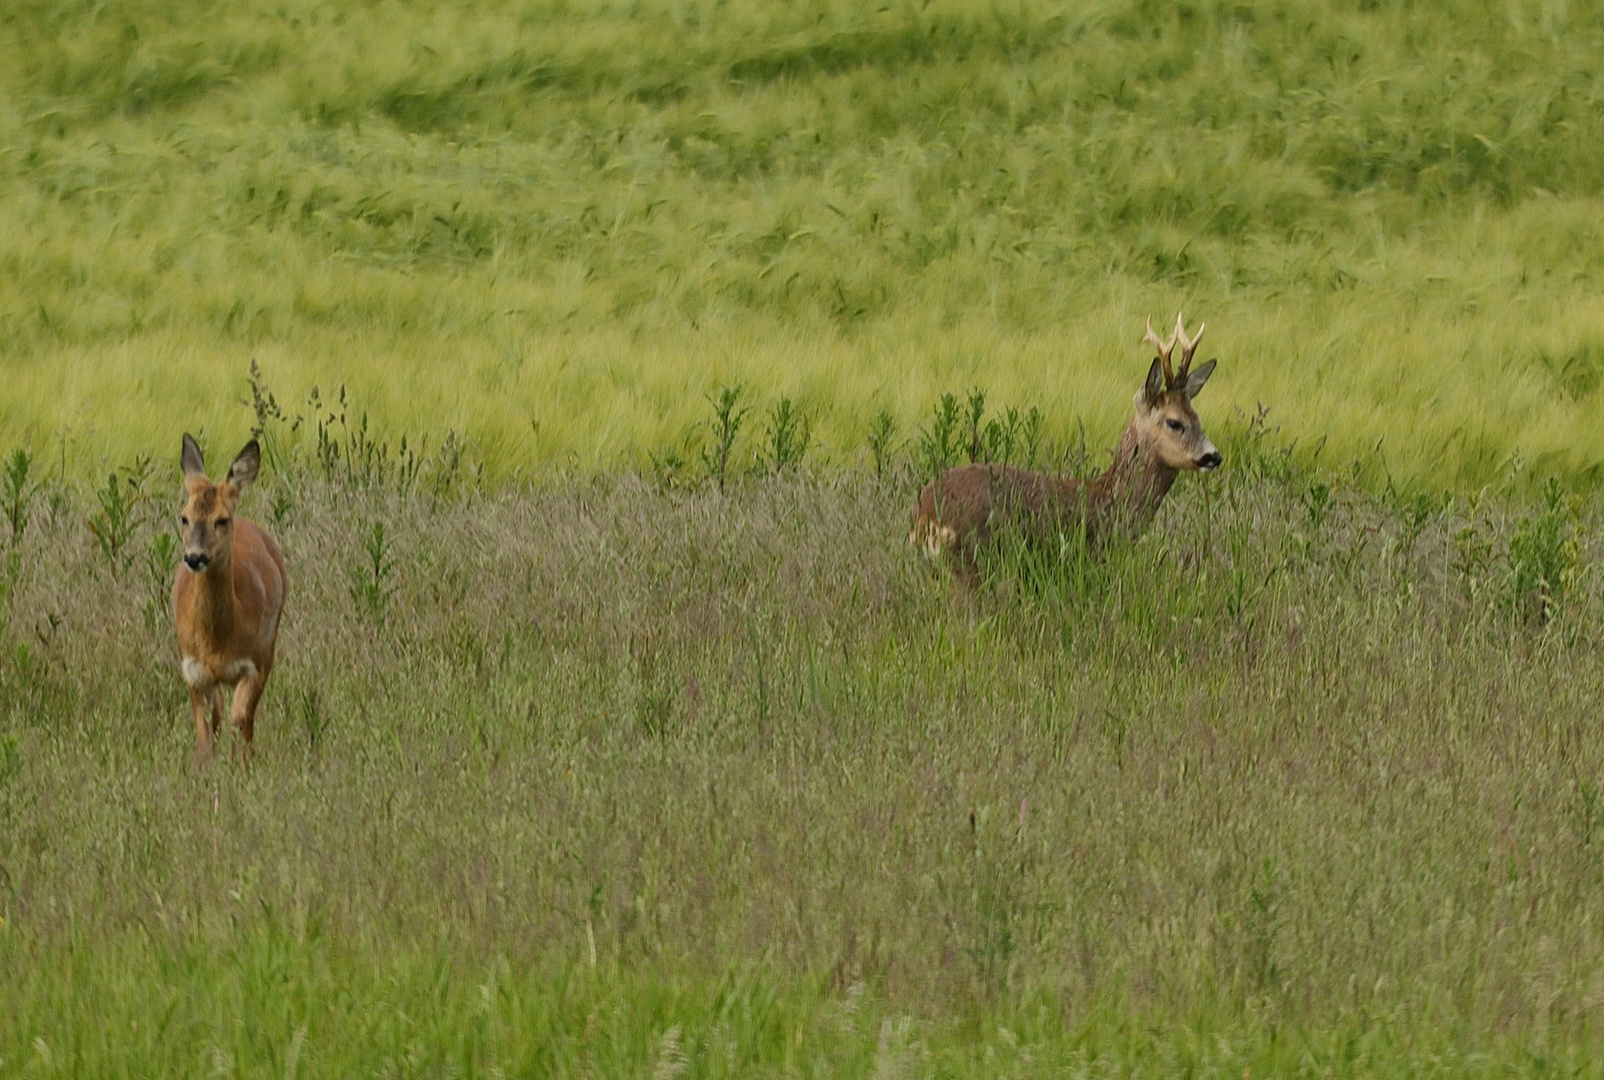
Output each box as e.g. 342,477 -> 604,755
191,549 -> 238,641
1094,419 -> 1179,531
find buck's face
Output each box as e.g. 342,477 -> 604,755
1135,386 -> 1221,472
178,435 -> 259,573
1133,313 -> 1222,472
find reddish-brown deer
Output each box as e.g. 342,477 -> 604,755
172,435 -> 287,759
910,314 -> 1221,584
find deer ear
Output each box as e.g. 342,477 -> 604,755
226,440 -> 261,495
181,433 -> 205,480
1185,358 -> 1218,400
1140,357 -> 1165,410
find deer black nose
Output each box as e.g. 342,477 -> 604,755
184,554 -> 210,572
1198,451 -> 1223,470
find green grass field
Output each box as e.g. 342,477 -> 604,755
9,1 -> 1604,1076
7,0 -> 1604,488
5,444 -> 1604,1076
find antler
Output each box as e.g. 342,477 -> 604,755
1144,316 -> 1178,388
1174,313 -> 1205,383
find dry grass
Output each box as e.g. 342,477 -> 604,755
2,431 -> 1604,1073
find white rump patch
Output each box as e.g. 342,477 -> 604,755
180,657 -> 211,688
220,659 -> 258,685
910,523 -> 957,560
180,656 -> 256,687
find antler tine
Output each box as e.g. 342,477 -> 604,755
1174,313 -> 1205,380
1144,315 -> 1177,387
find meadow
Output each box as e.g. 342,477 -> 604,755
5,409 -> 1604,1076
8,0 -> 1604,1076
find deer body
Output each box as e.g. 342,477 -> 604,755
172,436 -> 286,758
911,315 -> 1221,583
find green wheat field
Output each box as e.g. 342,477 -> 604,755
8,0 -> 1604,1075
6,0 -> 1604,485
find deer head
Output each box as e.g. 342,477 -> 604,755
1133,313 -> 1221,472
178,434 -> 260,573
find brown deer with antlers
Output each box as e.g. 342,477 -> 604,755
910,314 -> 1221,584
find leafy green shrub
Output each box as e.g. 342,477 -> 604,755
916,392 -> 964,481
866,409 -> 898,479
699,385 -> 749,493
86,461 -> 154,575
757,396 -> 810,475
141,532 -> 177,631
349,521 -> 398,626
2,450 -> 39,545
1508,477 -> 1583,623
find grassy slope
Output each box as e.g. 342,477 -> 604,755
4,456 -> 1604,1075
5,0 -> 1604,487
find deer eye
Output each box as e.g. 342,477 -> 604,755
1165,419 -> 1185,433
180,516 -> 190,526
217,517 -> 231,527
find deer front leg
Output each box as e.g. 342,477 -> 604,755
188,686 -> 211,754
228,669 -> 268,761
189,684 -> 224,758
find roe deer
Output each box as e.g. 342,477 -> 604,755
910,314 -> 1221,584
172,435 -> 287,759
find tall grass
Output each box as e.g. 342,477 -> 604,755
6,0 -> 1604,487
4,416 -> 1604,1072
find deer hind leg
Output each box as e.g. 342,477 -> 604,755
937,537 -> 985,595
954,549 -> 983,592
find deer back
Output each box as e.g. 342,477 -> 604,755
910,463 -> 1088,560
